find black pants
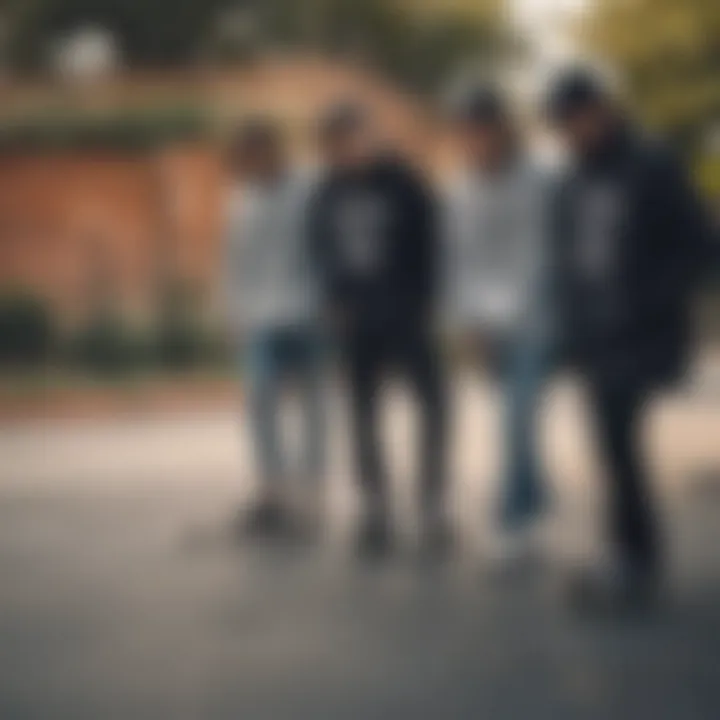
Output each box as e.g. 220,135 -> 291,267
587,381 -> 660,573
342,326 -> 447,512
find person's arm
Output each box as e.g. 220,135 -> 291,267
401,168 -> 439,322
306,182 -> 330,301
529,167 -> 563,347
222,188 -> 262,343
633,148 -> 712,322
306,181 -> 352,330
221,191 -> 245,342
545,174 -> 575,361
438,179 -> 465,329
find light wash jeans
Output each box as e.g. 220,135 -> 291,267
482,329 -> 553,529
243,325 -> 326,486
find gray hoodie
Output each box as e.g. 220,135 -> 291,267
223,170 -> 319,334
443,157 -> 552,337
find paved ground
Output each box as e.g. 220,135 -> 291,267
1,376 -> 720,719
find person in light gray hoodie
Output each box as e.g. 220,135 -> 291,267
444,84 -> 555,547
223,120 -> 325,537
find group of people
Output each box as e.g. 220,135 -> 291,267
223,68 -> 711,612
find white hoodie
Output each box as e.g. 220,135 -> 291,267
223,170 -> 318,334
443,157 -> 552,336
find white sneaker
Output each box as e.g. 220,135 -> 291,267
481,523 -> 546,580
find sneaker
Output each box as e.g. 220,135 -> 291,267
482,523 -> 544,581
236,496 -> 293,541
285,479 -> 326,541
567,557 -> 661,616
355,504 -> 393,561
418,508 -> 454,563
499,479 -> 549,532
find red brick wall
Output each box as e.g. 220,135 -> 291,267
0,59 -> 441,324
0,147 -> 223,324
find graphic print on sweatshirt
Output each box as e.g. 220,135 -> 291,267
333,192 -> 389,276
575,180 -> 626,284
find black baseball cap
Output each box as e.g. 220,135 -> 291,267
449,82 -> 508,126
318,101 -> 368,141
545,67 -> 608,122
232,117 -> 281,154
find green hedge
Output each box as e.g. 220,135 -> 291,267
0,106 -> 213,154
68,314 -> 228,375
0,292 -> 55,367
0,288 -> 231,374
69,314 -> 152,375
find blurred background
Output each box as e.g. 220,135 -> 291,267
0,1 -> 719,718
0,0 -> 717,407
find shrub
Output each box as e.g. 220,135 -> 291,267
0,292 -> 55,367
153,281 -> 215,370
69,312 -> 225,375
155,314 -> 207,370
0,106 -> 212,155
70,314 -> 150,375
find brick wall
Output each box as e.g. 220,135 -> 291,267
0,58 -> 441,324
0,147 -> 223,324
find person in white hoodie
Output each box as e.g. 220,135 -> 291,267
444,84 -> 555,548
223,120 -> 325,537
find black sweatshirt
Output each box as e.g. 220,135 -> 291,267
308,156 -> 438,332
551,125 -> 712,387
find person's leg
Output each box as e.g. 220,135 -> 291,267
296,328 -> 327,483
568,380 -> 661,612
588,381 -> 660,575
343,332 -> 392,557
245,330 -> 284,489
402,328 -> 448,517
281,326 -> 327,534
345,334 -> 386,504
499,332 -> 551,529
238,329 -> 294,536
399,327 -> 451,557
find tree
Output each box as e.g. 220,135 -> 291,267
3,0 -> 515,96
7,0 -> 228,71
199,0 -> 513,94
580,0 -> 720,151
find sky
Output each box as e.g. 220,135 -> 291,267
511,0 -> 590,60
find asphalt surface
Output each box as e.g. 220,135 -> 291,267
1,378 -> 719,719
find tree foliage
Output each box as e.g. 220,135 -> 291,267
2,0 -> 514,94
580,0 -> 720,149
0,291 -> 55,367
7,0 -> 228,70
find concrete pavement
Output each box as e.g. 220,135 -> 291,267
1,377 -> 719,719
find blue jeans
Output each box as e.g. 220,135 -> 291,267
244,325 -> 326,485
484,330 -> 553,529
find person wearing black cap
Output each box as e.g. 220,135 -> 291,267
444,82 -> 555,565
308,102 -> 448,559
546,67 -> 711,611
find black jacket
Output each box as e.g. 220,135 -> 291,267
308,156 -> 438,332
551,126 -> 711,387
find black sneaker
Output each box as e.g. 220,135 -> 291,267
482,524 -> 544,582
236,497 -> 292,541
355,506 -> 393,561
418,509 -> 454,564
499,480 -> 549,532
568,558 -> 661,617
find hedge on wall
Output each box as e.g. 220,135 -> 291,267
0,291 -> 56,367
0,106 -> 213,154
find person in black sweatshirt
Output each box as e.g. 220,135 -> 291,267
546,69 -> 711,612
308,103 -> 448,559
